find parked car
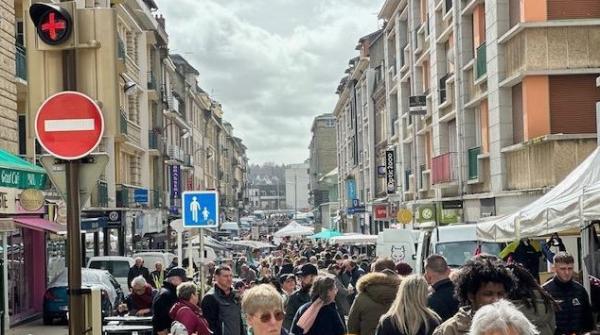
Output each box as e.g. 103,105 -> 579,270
43,268 -> 124,325
133,251 -> 176,270
87,256 -> 135,290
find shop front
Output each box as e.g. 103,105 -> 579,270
0,150 -> 62,327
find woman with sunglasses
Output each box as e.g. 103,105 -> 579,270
242,284 -> 288,335
289,274 -> 345,335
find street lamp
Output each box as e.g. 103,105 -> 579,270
119,73 -> 138,96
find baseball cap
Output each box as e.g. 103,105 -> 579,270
166,267 -> 189,281
295,264 -> 318,277
279,273 -> 296,284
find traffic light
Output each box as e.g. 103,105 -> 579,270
29,1 -> 76,50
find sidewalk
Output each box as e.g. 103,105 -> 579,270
7,319 -> 67,335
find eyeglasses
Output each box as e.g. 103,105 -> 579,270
256,310 -> 284,323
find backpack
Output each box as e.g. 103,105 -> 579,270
170,320 -> 188,335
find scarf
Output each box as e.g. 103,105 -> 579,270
296,299 -> 324,334
131,284 -> 154,309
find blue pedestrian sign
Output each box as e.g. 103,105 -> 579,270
181,191 -> 219,228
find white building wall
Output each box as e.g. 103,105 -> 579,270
285,163 -> 310,211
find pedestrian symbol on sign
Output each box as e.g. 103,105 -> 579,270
182,191 -> 219,228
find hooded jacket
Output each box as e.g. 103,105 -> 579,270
432,306 -> 472,335
512,292 -> 556,335
347,272 -> 402,335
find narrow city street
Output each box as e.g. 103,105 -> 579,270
7,320 -> 66,335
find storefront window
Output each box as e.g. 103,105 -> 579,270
7,229 -> 33,323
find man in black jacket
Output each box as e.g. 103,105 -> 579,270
127,257 -> 152,290
543,252 -> 595,335
201,265 -> 245,335
284,263 -> 317,330
151,267 -> 187,335
424,254 -> 459,322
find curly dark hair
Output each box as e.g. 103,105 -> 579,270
507,263 -> 558,313
454,257 -> 515,306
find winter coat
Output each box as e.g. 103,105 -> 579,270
201,284 -> 245,335
284,287 -> 311,330
375,314 -> 440,335
347,272 -> 401,335
127,265 -> 152,289
152,281 -> 179,333
169,299 -> 211,335
289,301 -> 345,335
512,291 -> 556,335
432,306 -> 472,335
542,276 -> 595,335
427,278 -> 459,322
324,269 -> 351,319
125,284 -> 156,316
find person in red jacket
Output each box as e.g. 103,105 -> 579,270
169,282 -> 211,335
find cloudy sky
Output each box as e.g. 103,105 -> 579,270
155,0 -> 381,164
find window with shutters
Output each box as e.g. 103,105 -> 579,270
512,83 -> 524,144
548,0 -> 600,20
549,75 -> 600,134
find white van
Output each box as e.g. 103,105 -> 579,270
376,229 -> 422,270
86,256 -> 134,290
376,224 -> 504,274
133,251 -> 176,270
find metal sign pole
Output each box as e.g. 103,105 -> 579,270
199,229 -> 205,297
66,160 -> 83,335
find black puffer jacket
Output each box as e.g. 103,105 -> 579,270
427,278 -> 459,322
542,276 -> 595,334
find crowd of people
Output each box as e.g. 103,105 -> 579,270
120,239 -> 599,335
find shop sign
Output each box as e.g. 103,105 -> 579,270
437,201 -> 462,225
385,150 -> 396,194
170,165 -> 181,199
134,188 -> 148,204
0,188 -> 17,213
416,204 -> 436,224
0,167 -> 47,190
83,210 -> 123,228
345,179 -> 356,207
19,188 -> 45,211
397,209 -> 413,224
374,205 -> 388,220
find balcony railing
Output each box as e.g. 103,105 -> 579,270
120,112 -> 128,134
468,146 -> 481,180
147,71 -> 157,90
151,189 -> 161,208
476,44 -> 487,79
439,74 -> 448,104
116,184 -> 133,208
15,44 -> 26,81
91,180 -> 108,208
149,131 -> 160,150
117,37 -> 126,59
432,152 -> 458,184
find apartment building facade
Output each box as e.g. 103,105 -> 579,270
333,0 -> 600,232
308,113 -> 337,227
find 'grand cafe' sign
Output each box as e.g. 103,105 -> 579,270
0,167 -> 47,190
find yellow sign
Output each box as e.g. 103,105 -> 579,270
20,189 -> 45,211
397,209 -> 413,224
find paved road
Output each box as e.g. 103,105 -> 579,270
7,319 -> 67,335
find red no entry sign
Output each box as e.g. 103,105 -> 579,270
35,91 -> 104,160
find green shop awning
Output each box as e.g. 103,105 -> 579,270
0,149 -> 47,190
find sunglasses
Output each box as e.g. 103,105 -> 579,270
256,310 -> 285,323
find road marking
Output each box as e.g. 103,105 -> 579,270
44,119 -> 95,132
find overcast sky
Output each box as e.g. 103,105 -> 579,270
155,0 -> 381,164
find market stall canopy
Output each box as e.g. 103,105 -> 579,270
273,220 -> 314,237
0,149 -> 47,190
311,229 -> 342,240
227,240 -> 275,249
221,221 -> 240,231
329,234 -> 378,245
477,147 -> 600,242
190,235 -> 229,251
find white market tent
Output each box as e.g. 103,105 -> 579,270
329,234 -> 378,245
476,147 -> 600,242
227,240 -> 275,249
273,221 -> 314,238
221,221 -> 240,231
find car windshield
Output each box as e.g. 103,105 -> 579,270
89,260 -> 130,277
435,242 -> 503,267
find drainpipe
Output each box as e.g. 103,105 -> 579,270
453,0 -> 466,200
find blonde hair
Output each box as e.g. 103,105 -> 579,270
381,275 -> 440,334
241,284 -> 284,316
